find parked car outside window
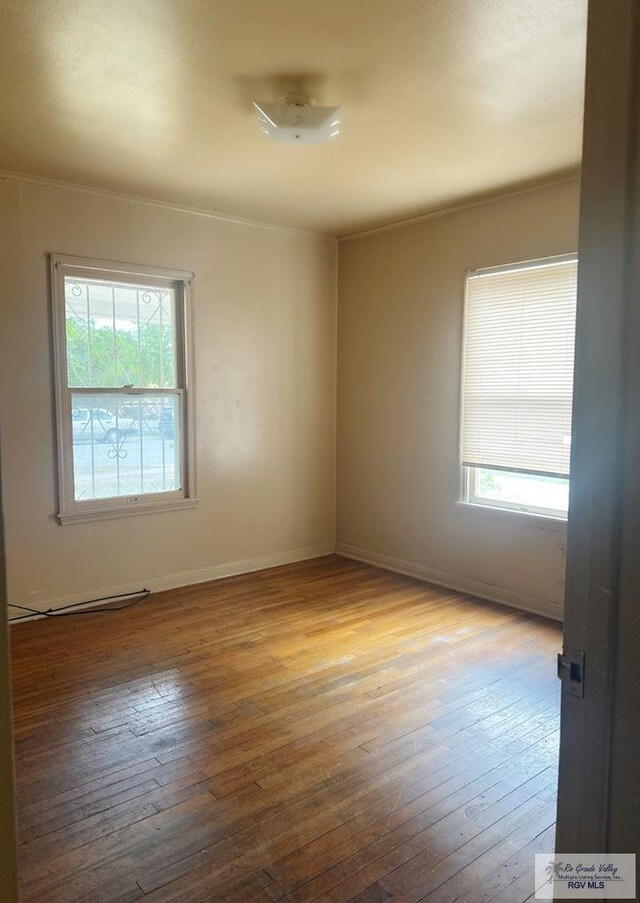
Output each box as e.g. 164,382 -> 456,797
71,408 -> 138,444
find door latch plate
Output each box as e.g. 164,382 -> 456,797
557,648 -> 585,698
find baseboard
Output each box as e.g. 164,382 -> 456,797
9,540 -> 563,624
7,542 -> 336,622
335,541 -> 563,622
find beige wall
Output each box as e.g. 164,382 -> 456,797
337,179 -> 581,619
0,178 -> 337,611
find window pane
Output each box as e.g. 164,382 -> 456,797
65,277 -> 177,389
470,466 -> 569,515
71,394 -> 181,501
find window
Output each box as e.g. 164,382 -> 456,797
460,254 -> 578,519
51,256 -> 196,524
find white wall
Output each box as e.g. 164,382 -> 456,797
0,178 -> 337,612
336,179 -> 581,620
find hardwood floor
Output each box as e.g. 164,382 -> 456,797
10,555 -> 562,903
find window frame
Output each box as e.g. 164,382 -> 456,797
462,465 -> 569,521
458,252 -> 578,524
51,254 -> 197,525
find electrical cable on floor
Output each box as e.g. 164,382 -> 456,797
7,588 -> 151,622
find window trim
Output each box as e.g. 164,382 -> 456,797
461,465 -> 569,522
466,251 -> 578,279
454,500 -> 568,533
458,251 -> 577,525
51,254 -> 197,525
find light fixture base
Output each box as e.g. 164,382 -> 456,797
254,96 -> 342,145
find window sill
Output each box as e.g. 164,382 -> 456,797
57,498 -> 199,525
455,500 -> 567,532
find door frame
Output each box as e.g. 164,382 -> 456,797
556,0 -> 640,869
0,451 -> 19,902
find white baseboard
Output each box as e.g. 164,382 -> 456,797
335,541 -> 563,622
9,539 -> 563,624
8,542 -> 336,621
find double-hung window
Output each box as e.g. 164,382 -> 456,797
460,254 -> 578,520
51,255 -> 196,524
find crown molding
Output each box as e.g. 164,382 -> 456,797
0,166 -> 581,245
0,168 -> 336,242
338,170 -> 581,243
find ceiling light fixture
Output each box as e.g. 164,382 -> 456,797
253,95 -> 342,145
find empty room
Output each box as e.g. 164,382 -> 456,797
1,2 -> 639,902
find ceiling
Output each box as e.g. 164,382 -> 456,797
0,0 -> 587,236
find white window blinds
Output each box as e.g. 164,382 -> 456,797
461,255 -> 578,478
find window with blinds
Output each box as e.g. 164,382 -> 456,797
460,254 -> 578,518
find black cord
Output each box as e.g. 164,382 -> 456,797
8,588 -> 151,621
